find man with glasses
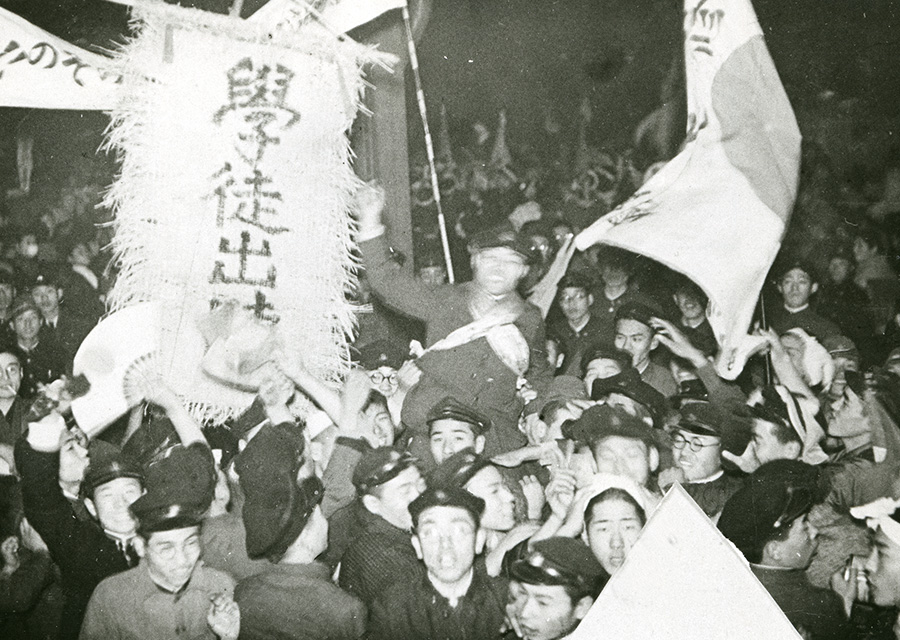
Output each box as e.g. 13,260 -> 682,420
0,349 -> 25,474
718,460 -> 849,640
659,402 -> 748,519
337,447 -> 426,606
547,272 -> 607,376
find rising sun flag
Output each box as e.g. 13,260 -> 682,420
575,0 -> 802,379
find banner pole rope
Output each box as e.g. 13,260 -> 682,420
401,3 -> 455,283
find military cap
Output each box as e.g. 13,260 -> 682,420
426,397 -> 492,434
9,294 -> 40,320
717,460 -> 817,562
614,301 -> 658,329
536,375 -> 589,419
242,474 -> 324,560
426,448 -> 492,490
562,404 -> 658,450
82,446 -> 144,498
677,401 -> 752,456
355,339 -> 408,371
590,369 -> 669,427
235,422 -> 306,482
467,224 -> 532,263
558,271 -> 595,293
352,447 -> 418,495
773,257 -> 819,284
581,344 -> 633,378
131,500 -> 205,535
509,537 -> 607,593
30,271 -> 58,289
141,442 -> 218,515
408,485 -> 485,528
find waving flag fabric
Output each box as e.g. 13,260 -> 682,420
575,0 -> 802,379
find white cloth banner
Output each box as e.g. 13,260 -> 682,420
0,6 -> 120,109
104,6 -> 385,420
249,0 -> 407,33
575,0 -> 801,379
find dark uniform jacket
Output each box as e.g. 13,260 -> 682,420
368,565 -> 508,640
751,565 -> 849,640
9,338 -> 67,401
236,562 -> 366,640
547,314 -> 609,376
14,438 -> 136,640
361,234 -> 552,459
337,504 -> 423,607
768,306 -> 840,342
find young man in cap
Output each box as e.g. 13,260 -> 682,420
7,295 -> 66,400
846,500 -> 900,637
356,184 -> 552,460
337,447 -> 426,605
580,344 -> 633,398
368,486 -> 508,640
579,404 -> 662,491
356,338 -> 407,401
428,449 -> 530,576
658,402 -> 747,519
614,302 -> 678,397
547,272 -> 608,376
14,420 -> 145,640
718,461 -> 848,640
769,261 -> 841,342
80,495 -> 239,640
30,271 -> 93,366
236,466 -> 366,640
506,537 -> 607,640
427,396 -> 491,466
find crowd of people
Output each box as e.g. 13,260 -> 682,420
0,129 -> 900,640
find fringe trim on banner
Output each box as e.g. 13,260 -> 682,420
102,6 -> 393,424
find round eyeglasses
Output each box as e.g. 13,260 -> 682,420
368,371 -> 399,385
671,433 -> 719,452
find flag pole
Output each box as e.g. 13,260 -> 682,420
759,295 -> 773,386
401,3 -> 455,283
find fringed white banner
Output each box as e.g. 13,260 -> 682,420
104,4 -> 389,421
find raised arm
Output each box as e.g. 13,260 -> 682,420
356,182 -> 446,321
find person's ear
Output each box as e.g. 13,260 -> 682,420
573,595 -> 595,621
587,294 -> 594,306
411,534 -> 423,560
649,447 -> 660,473
475,527 -> 487,554
474,435 -> 486,455
134,536 -> 147,558
84,497 -> 97,519
810,283 -> 819,295
649,334 -> 660,351
361,494 -> 381,517
761,539 -> 781,565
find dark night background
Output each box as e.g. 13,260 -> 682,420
0,0 -> 899,229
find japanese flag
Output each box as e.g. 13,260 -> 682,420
575,0 -> 801,379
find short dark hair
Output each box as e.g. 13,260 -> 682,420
584,488 -> 647,528
361,390 -> 389,415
